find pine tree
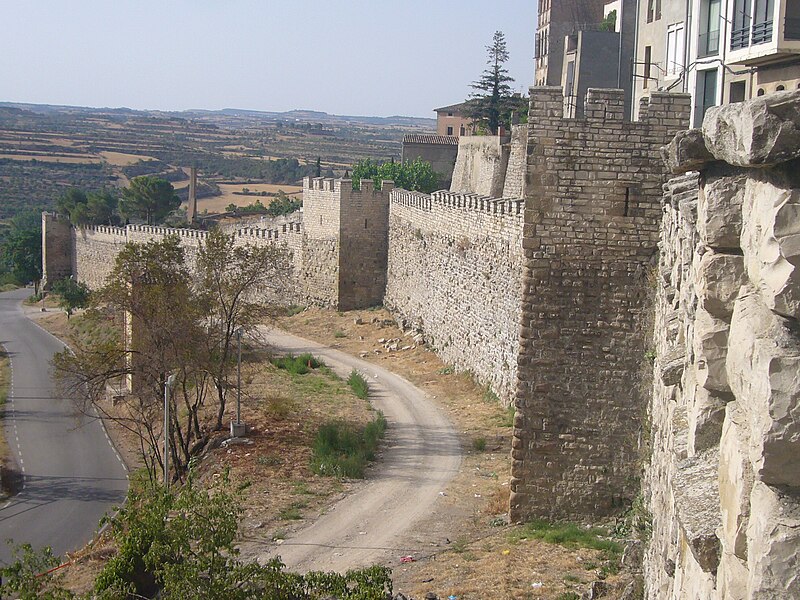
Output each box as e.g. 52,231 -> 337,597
467,31 -> 518,135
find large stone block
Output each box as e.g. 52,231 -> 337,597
702,89 -> 800,167
662,128 -> 715,174
726,291 -> 800,488
694,307 -> 731,392
688,386 -> 729,454
674,448 -> 722,573
696,251 -> 747,320
718,403 -> 754,561
698,167 -> 746,249
746,481 -> 800,597
741,176 -> 800,319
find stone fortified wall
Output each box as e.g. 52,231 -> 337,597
385,189 -> 524,403
450,135 -> 512,197
301,177 -> 392,310
43,214 -> 304,296
510,88 -> 692,522
646,90 -> 800,599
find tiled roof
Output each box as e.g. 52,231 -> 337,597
434,101 -> 471,114
402,134 -> 459,145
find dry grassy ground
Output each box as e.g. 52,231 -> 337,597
28,302 -> 638,599
278,308 -> 638,600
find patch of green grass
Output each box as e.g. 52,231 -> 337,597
472,437 -> 487,452
497,404 -> 516,427
451,537 -> 469,553
333,329 -> 346,339
285,305 -> 305,317
278,505 -> 303,520
263,394 -> 295,419
483,386 -> 500,404
438,366 -> 454,375
271,352 -> 324,375
347,369 -> 369,399
509,520 -> 623,567
310,413 -> 387,479
0,283 -> 18,293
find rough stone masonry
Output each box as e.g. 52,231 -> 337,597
510,88 -> 691,522
647,89 -> 800,599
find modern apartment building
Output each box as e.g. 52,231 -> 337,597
633,0 -> 800,125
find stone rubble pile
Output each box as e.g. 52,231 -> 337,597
649,90 -> 800,599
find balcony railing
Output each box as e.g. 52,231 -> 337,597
751,19 -> 773,44
731,26 -> 750,49
786,17 -> 800,40
698,30 -> 721,56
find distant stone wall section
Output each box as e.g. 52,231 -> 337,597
510,87 -> 691,522
450,135 -> 511,197
646,90 -> 800,599
386,189 -> 524,403
501,124 -> 528,199
41,213 -> 73,289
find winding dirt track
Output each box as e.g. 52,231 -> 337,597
250,328 -> 462,573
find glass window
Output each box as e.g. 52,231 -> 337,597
666,23 -> 685,75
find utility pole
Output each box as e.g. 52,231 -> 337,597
164,372 -> 177,489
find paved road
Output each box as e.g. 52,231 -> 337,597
242,329 -> 462,573
0,288 -> 128,564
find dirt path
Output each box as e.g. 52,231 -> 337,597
245,328 -> 462,573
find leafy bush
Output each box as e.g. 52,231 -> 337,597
271,353 -> 324,375
347,369 -> 369,399
351,157 -> 439,193
51,277 -> 90,318
311,414 -> 386,478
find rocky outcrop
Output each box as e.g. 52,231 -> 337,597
646,90 -> 800,599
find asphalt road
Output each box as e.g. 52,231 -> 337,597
243,329 -> 462,573
0,288 -> 128,564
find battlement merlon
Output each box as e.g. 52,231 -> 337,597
302,177 -> 395,199
528,86 -> 691,125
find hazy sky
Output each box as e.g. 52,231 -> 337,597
1,1 -> 537,118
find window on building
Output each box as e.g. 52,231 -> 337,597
729,80 -> 746,102
447,126 -> 453,136
643,46 -> 652,89
447,112 -> 453,117
776,84 -> 785,90
787,0 -> 800,39
731,0 -> 752,49
757,87 -> 766,95
460,125 -> 466,136
698,0 -> 721,56
666,23 -> 685,75
647,0 -> 655,22
752,0 -> 774,44
656,0 -> 662,19
695,69 -> 719,125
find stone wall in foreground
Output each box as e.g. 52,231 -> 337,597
510,87 -> 692,522
647,90 -> 800,599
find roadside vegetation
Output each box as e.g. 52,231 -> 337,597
311,414 -> 387,478
0,471 -> 392,599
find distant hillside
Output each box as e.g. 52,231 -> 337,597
0,102 -> 436,129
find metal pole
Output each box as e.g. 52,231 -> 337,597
164,379 -> 169,489
236,329 -> 242,424
164,373 -> 176,489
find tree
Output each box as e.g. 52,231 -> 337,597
51,278 -> 90,319
119,176 -> 180,225
466,31 -> 523,135
55,231 -> 290,483
0,212 -> 42,293
56,188 -> 119,226
351,157 -> 440,193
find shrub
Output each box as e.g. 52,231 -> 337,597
271,353 -> 323,375
311,414 -> 386,478
347,369 -> 369,399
